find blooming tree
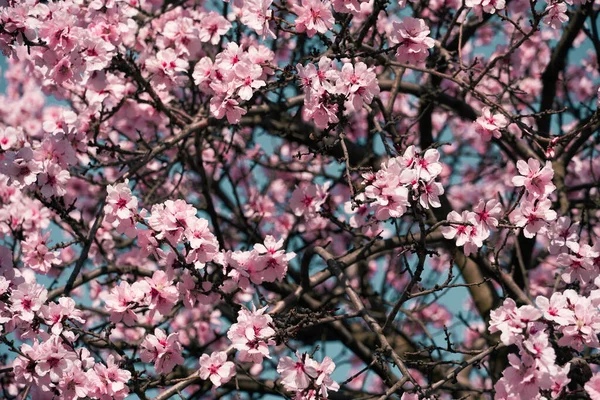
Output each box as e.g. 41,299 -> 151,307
0,0 -> 599,399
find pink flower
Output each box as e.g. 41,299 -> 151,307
441,211 -> 475,247
37,162 -> 70,198
465,0 -> 506,13
512,158 -> 556,199
336,62 -> 379,112
558,243 -> 598,284
414,149 -> 443,181
501,353 -> 551,398
389,17 -> 435,64
585,373 -> 600,400
535,293 -> 573,326
199,351 -> 235,387
92,354 -> 131,400
21,232 -> 60,274
546,216 -> 579,255
209,96 -> 247,124
234,61 -> 266,101
306,356 -> 340,397
302,89 -> 340,129
10,282 -> 48,322
145,270 -> 179,317
0,147 -> 43,188
198,12 -> 231,45
184,217 -> 220,265
102,280 -> 148,326
35,336 -> 75,382
145,48 -> 188,89
140,328 -> 184,374
474,107 -> 508,141
557,297 -> 600,351
512,199 -> 557,238
241,0 -> 276,39
290,183 -> 329,218
472,199 -> 502,233
105,180 -> 138,221
41,297 -> 85,335
148,199 -> 198,245
277,353 -> 317,392
254,235 -> 296,282
227,306 -> 276,363
544,2 -> 568,29
293,0 -> 335,38
0,126 -> 23,150
58,364 -> 91,400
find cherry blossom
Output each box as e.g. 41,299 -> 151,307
0,1 -> 597,399
227,306 -> 276,363
293,0 -> 335,38
140,328 -> 185,374
512,158 -> 556,199
389,17 -> 435,64
199,351 -> 236,387
474,107 -> 508,141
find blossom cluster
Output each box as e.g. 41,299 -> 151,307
277,352 -> 340,399
297,57 -> 380,129
364,146 -> 445,221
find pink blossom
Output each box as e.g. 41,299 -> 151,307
547,216 -> 579,255
91,354 -> 131,400
58,364 -> 92,400
198,12 -> 231,45
389,17 -> 434,64
199,351 -> 235,387
290,183 -> 329,218
105,180 -> 138,221
512,159 -> 556,199
0,147 -> 43,187
21,232 -> 60,274
302,88 -> 340,129
474,107 -> 508,141
293,0 -> 335,38
37,162 -> 70,198
586,373 -> 600,400
102,280 -> 148,326
336,62 -> 380,112
227,306 -> 276,363
10,282 -> 48,322
140,328 -> 184,374
145,270 -> 179,317
465,0 -> 506,13
277,353 -> 317,392
544,2 -> 568,29
234,61 -> 266,101
512,199 -> 557,238
558,243 -> 598,284
254,235 -> 296,282
146,48 -> 188,89
535,293 -> 572,326
41,297 -> 85,335
35,336 -> 75,382
241,0 -> 276,39
441,211 -> 475,247
472,199 -> 502,233
209,96 -> 247,124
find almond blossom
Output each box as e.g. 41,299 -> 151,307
292,0 -> 335,38
512,158 -> 556,199
227,306 -> 276,363
140,328 -> 185,374
199,351 -> 236,387
389,17 -> 435,64
474,107 -> 508,141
